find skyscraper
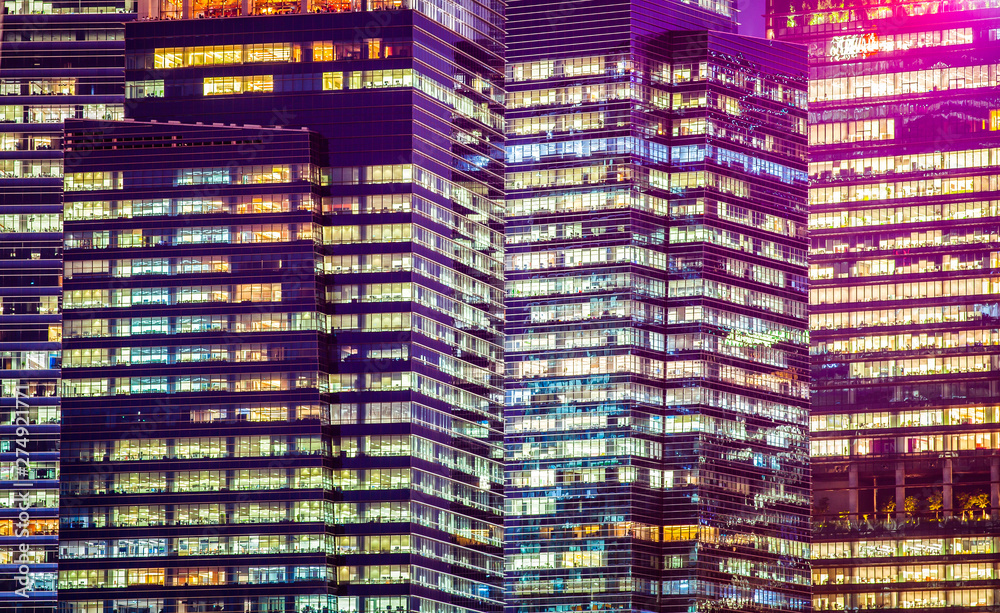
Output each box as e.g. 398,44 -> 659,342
0,0 -> 134,609
503,2 -> 811,612
60,118 -> 331,613
56,0 -> 505,611
768,1 -> 1000,609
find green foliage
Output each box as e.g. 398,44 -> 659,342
926,492 -> 943,512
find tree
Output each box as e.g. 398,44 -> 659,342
968,493 -> 990,520
927,492 -> 943,520
879,498 -> 895,520
956,492 -> 972,520
903,496 -> 919,516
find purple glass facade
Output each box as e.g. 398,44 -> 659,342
770,1 -> 1000,610
504,2 -> 811,612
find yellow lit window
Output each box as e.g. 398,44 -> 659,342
245,75 -> 273,92
322,72 -> 344,90
185,45 -> 242,66
239,165 -> 290,184
236,283 -> 282,303
349,69 -> 413,89
314,41 -> 334,62
563,56 -> 602,77
245,43 -> 297,63
203,76 -> 241,96
154,48 -> 183,69
203,75 -> 273,96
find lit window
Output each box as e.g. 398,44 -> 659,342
202,75 -> 273,96
322,71 -> 344,90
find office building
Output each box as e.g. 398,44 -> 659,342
504,2 -> 812,612
57,0 -> 505,611
59,118 -> 329,613
0,0 -> 135,609
767,1 -> 1000,610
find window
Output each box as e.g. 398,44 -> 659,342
153,48 -> 184,68
509,60 -> 554,82
314,41 -> 335,61
235,283 -> 282,303
349,69 -> 413,89
129,317 -> 169,336
245,43 -> 298,63
239,166 -> 290,184
125,80 -> 163,99
176,168 -> 229,185
65,172 -> 122,192
203,75 -> 273,96
154,44 -> 298,68
185,45 -> 242,65
322,71 -> 344,90
176,226 -> 230,244
563,56 -> 602,77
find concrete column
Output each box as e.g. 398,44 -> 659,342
943,457 -> 954,518
895,461 -> 906,521
848,464 -> 859,521
182,0 -> 190,18
241,0 -> 249,14
991,457 -> 999,520
300,0 -> 307,12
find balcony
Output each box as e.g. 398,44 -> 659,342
814,515 -> 1000,539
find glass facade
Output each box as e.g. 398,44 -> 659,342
0,0 -> 135,609
59,4 -> 505,613
504,1 -> 811,611
59,119 -> 331,613
768,1 -> 1000,610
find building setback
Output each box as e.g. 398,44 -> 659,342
503,2 -> 811,612
767,0 -> 1000,610
0,0 -> 135,609
57,1 -> 505,612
